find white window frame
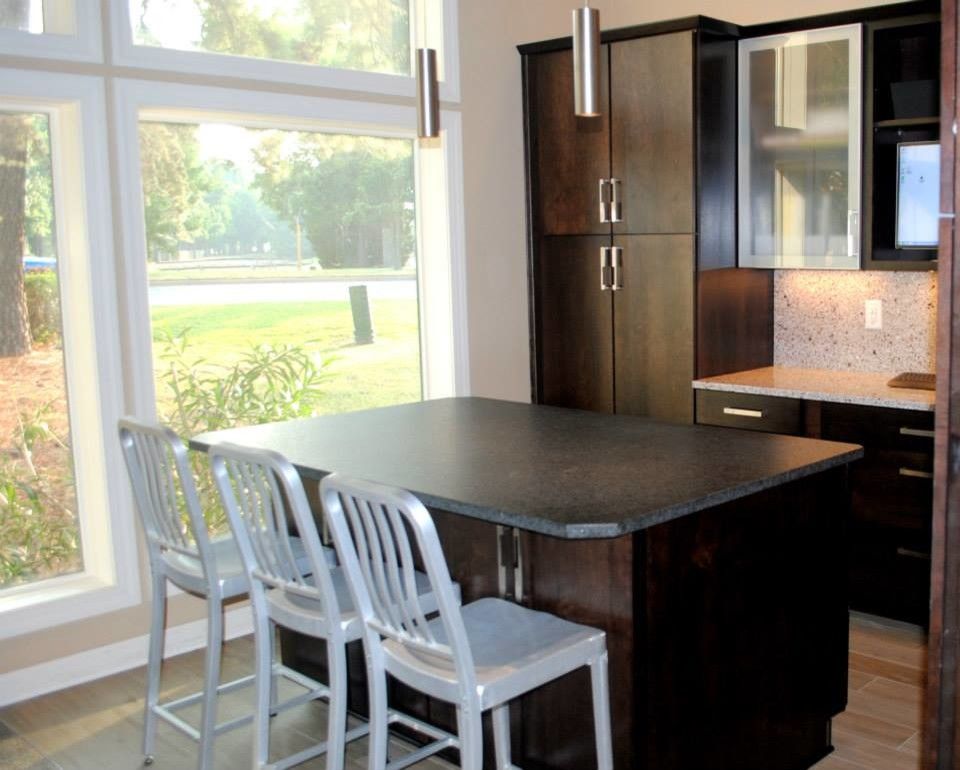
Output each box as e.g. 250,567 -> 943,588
0,0 -> 103,63
112,77 -> 469,421
110,0 -> 460,102
0,69 -> 140,639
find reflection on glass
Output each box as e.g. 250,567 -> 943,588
0,111 -> 84,589
130,0 -> 412,75
0,1 -> 44,33
740,27 -> 861,269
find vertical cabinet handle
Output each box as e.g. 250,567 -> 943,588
598,179 -> 612,223
847,210 -> 860,258
610,178 -> 623,223
600,247 -> 612,291
611,246 -> 623,291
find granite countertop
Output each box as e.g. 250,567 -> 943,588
693,366 -> 936,412
192,397 -> 862,539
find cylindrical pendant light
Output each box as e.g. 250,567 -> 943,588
416,48 -> 440,139
572,3 -> 601,117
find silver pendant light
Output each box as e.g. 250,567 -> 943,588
416,48 -> 440,139
573,2 -> 601,117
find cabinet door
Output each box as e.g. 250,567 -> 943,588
738,25 -> 862,269
613,235 -> 695,423
526,47 -> 611,236
611,32 -> 695,235
536,236 -> 614,413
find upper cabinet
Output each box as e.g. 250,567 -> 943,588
738,25 -> 863,269
862,14 -> 941,270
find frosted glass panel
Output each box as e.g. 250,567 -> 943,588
738,25 -> 862,269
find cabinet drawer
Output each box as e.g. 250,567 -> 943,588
821,402 -> 934,454
695,390 -> 803,435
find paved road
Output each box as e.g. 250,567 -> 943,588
148,279 -> 417,306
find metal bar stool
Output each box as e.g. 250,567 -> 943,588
321,473 -> 615,770
118,418 -> 325,770
209,443 -> 457,770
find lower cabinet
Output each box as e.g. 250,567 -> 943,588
696,391 -> 934,625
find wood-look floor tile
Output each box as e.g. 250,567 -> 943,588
899,733 -> 921,757
848,669 -> 876,691
832,709 -> 916,749
849,616 -> 926,668
845,680 -> 922,731
849,652 -> 924,687
813,752 -> 874,770
829,729 -> 921,770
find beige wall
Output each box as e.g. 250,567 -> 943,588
2,0 -> 912,682
459,0 -> 909,402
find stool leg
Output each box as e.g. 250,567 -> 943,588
325,640 -> 347,770
456,703 -> 483,770
589,650 -> 614,770
491,704 -> 512,770
365,647 -> 388,770
197,593 -> 223,770
143,570 -> 166,763
253,611 -> 273,769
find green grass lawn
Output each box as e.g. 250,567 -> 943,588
150,298 -> 421,417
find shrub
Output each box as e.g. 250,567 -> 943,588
24,270 -> 61,345
156,329 -> 331,531
0,404 -> 80,588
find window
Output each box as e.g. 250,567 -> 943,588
113,0 -> 459,100
0,71 -> 139,638
0,0 -> 102,61
0,1 -> 463,635
131,0 -> 413,75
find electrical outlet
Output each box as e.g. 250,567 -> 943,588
865,299 -> 883,330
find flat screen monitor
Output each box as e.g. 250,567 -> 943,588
896,141 -> 940,249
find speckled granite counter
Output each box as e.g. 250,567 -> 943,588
693,366 -> 936,412
192,396 -> 862,539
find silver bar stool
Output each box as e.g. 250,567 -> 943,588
209,443 -> 458,770
118,418 -> 323,770
321,472 -> 615,770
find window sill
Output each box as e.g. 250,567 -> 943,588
0,570 -> 141,640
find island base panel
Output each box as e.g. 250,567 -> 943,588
280,467 -> 849,770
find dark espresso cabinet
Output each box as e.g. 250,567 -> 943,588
523,19 -> 774,423
697,390 -> 934,625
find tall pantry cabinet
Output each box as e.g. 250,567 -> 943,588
521,18 -> 773,422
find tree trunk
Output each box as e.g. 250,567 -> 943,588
0,113 -> 32,358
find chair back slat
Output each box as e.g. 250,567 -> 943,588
210,443 -> 343,629
323,475 -> 473,672
385,503 -> 437,644
228,455 -> 303,588
119,418 -> 209,566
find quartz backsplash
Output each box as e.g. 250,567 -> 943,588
774,270 -> 937,373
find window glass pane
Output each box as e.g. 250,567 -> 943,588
0,1 -> 44,33
139,120 -> 421,531
131,0 -> 412,76
0,111 -> 83,588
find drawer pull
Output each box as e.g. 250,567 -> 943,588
723,407 -> 763,419
899,467 -> 934,480
896,547 -> 931,561
900,427 -> 935,439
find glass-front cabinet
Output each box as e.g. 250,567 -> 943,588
738,25 -> 862,269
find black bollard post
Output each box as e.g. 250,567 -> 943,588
349,285 -> 375,345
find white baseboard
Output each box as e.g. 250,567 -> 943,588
0,606 -> 254,708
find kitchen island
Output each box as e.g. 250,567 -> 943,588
192,397 -> 862,770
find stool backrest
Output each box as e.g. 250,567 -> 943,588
118,417 -> 212,572
209,443 -> 343,628
321,474 -> 474,685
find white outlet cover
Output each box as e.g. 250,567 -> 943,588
865,299 -> 883,330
